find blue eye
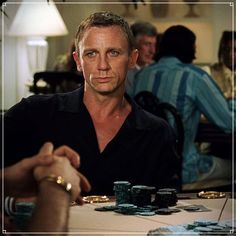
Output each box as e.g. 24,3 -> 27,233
86,51 -> 96,57
109,50 -> 119,57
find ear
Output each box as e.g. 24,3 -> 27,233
73,51 -> 82,72
128,49 -> 139,69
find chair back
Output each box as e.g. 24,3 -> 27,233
134,91 -> 184,191
134,91 -> 184,155
32,71 -> 84,94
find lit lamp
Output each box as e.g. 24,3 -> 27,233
8,0 -> 68,79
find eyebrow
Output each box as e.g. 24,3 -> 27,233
83,47 -> 124,53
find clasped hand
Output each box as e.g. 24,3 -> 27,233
3,142 -> 91,203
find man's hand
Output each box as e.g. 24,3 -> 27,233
3,142 -> 91,199
3,143 -> 55,197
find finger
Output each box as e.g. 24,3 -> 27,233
39,142 -> 54,155
21,143 -> 54,170
75,195 -> 84,206
78,172 -> 91,192
21,154 -> 52,172
54,145 -> 80,168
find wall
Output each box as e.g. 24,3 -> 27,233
1,1 -> 234,109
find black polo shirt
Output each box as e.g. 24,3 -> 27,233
3,87 -> 178,195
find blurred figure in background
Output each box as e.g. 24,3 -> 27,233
126,21 -> 158,95
54,40 -> 77,72
132,25 -> 235,190
203,31 -> 235,98
201,31 -> 235,160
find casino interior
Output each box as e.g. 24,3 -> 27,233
1,0 -> 235,235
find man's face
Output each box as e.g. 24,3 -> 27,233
136,35 -> 157,67
222,39 -> 236,70
74,26 -> 137,95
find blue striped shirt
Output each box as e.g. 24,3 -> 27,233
131,57 -> 234,183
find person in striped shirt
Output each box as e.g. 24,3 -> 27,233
131,25 -> 235,189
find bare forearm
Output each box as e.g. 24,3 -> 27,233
27,181 -> 70,234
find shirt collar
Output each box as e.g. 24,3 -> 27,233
56,86 -> 148,130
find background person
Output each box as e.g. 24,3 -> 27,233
3,12 -> 179,195
126,21 -> 158,95
202,31 -> 236,98
132,25 -> 235,190
53,40 -> 78,72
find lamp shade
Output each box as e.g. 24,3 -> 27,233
8,0 -> 68,37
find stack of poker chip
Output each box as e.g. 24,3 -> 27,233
157,188 -> 178,206
153,191 -> 172,208
131,185 -> 156,207
153,188 -> 178,208
113,181 -> 131,205
148,219 -> 236,235
13,202 -> 35,231
115,203 -> 138,215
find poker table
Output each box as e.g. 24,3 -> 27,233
68,195 -> 234,235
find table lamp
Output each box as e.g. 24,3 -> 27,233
8,0 -> 68,78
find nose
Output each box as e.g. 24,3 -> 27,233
97,54 -> 110,70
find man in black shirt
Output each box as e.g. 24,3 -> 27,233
3,12 -> 178,195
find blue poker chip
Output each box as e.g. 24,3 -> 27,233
117,203 -> 137,209
138,211 -> 156,216
208,225 -> 224,230
186,223 -> 196,230
15,202 -> 35,213
194,219 -> 216,226
194,226 -> 213,232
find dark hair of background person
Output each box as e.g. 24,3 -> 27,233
156,25 -> 196,63
75,11 -> 135,54
218,30 -> 236,63
66,41 -> 77,71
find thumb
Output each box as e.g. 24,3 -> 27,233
22,142 -> 54,170
39,142 -> 54,155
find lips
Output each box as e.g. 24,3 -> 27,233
95,77 -> 112,83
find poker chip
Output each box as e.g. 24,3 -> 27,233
114,208 -> 137,215
117,203 -> 136,208
15,202 -> 35,213
113,181 -> 131,205
194,219 -> 216,226
103,205 -> 119,210
154,191 -> 172,208
169,208 -> 181,213
131,185 -> 155,207
208,225 -> 224,230
148,219 -> 235,235
155,208 -> 172,215
138,211 -> 156,216
157,188 -> 177,206
186,223 -> 196,230
184,205 -> 200,211
13,202 -> 35,231
194,226 -> 213,232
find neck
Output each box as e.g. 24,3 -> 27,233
83,89 -> 130,120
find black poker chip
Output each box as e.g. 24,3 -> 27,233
155,208 -> 172,215
94,205 -> 118,211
